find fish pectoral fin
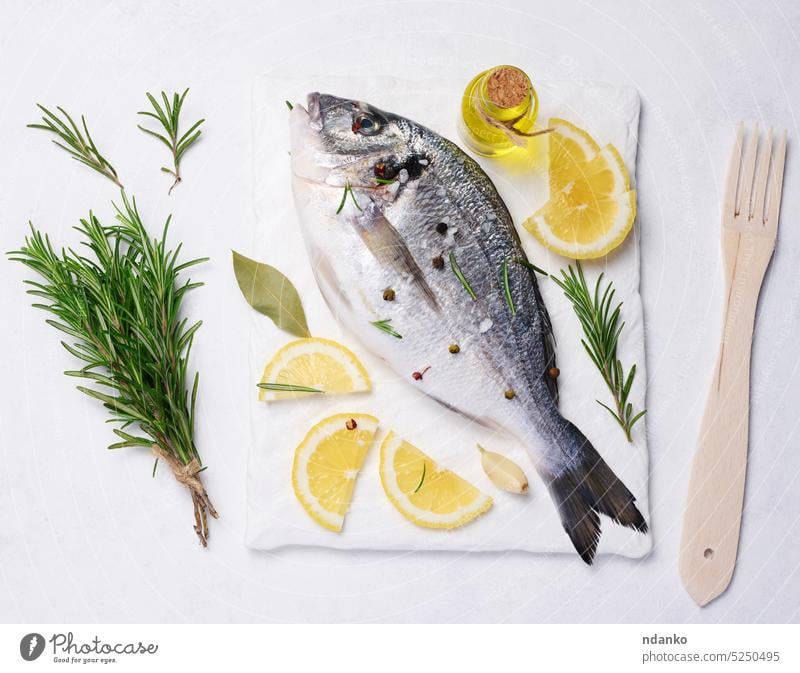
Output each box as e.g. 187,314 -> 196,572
355,213 -> 439,310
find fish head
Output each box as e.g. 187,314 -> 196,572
290,92 -> 419,189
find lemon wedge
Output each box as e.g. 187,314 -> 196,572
292,413 -> 379,532
547,117 -> 601,194
525,118 -> 636,260
379,431 -> 492,529
258,337 -> 371,401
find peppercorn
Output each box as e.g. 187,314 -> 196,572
504,389 -> 516,400
436,222 -> 448,235
448,343 -> 460,354
345,418 -> 358,430
412,365 -> 431,381
383,288 -> 396,301
548,367 -> 560,379
432,255 -> 444,269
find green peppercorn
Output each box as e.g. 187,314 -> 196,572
504,389 -> 516,400
432,255 -> 444,269
383,288 -> 396,301
448,343 -> 460,354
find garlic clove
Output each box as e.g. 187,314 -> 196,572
478,444 -> 529,494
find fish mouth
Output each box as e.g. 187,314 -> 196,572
307,92 -> 321,124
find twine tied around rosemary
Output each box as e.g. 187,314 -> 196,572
152,444 -> 219,547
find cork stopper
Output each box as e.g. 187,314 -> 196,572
486,67 -> 530,108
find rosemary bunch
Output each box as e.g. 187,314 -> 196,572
8,194 -> 217,545
552,261 -> 646,442
28,105 -> 122,187
138,89 -> 204,194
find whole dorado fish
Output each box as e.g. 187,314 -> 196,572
289,93 -> 647,563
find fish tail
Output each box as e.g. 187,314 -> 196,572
543,419 -> 648,565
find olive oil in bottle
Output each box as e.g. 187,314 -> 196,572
458,65 -> 541,157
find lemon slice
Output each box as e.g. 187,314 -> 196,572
525,118 -> 636,259
379,431 -> 492,529
292,413 -> 379,532
258,337 -> 371,401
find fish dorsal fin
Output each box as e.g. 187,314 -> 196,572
352,209 -> 439,311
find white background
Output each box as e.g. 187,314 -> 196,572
0,0 -> 798,624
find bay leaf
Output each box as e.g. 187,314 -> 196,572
232,250 -> 311,337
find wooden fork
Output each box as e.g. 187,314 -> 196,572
680,123 -> 787,607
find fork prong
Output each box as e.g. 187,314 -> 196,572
737,123 -> 759,217
752,128 -> 772,223
766,129 -> 787,226
724,122 -> 744,216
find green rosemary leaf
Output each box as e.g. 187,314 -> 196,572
336,186 -> 348,214
414,462 -> 427,493
501,259 -> 515,316
231,250 -> 311,338
257,383 -> 324,393
28,104 -> 122,187
557,261 -> 645,442
285,100 -> 294,111
374,177 -> 396,185
137,125 -> 173,150
64,369 -> 116,387
336,182 -> 362,214
138,88 -> 204,194
112,428 -> 152,447
516,258 -> 548,276
449,251 -> 477,300
628,409 -> 647,431
622,363 -> 636,403
370,318 -> 402,339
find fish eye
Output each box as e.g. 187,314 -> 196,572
352,113 -> 380,136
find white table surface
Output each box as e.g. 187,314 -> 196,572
1,0 -> 798,624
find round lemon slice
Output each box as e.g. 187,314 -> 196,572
525,118 -> 636,259
292,413 -> 379,532
258,337 -> 371,401
379,431 -> 492,529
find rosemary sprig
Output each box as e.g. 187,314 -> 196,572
449,251 -> 477,300
138,88 -> 204,195
501,259 -> 515,316
257,383 -> 323,394
8,193 -> 218,545
551,261 -> 646,442
28,105 -> 122,187
336,182 -> 362,214
370,318 -> 402,339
